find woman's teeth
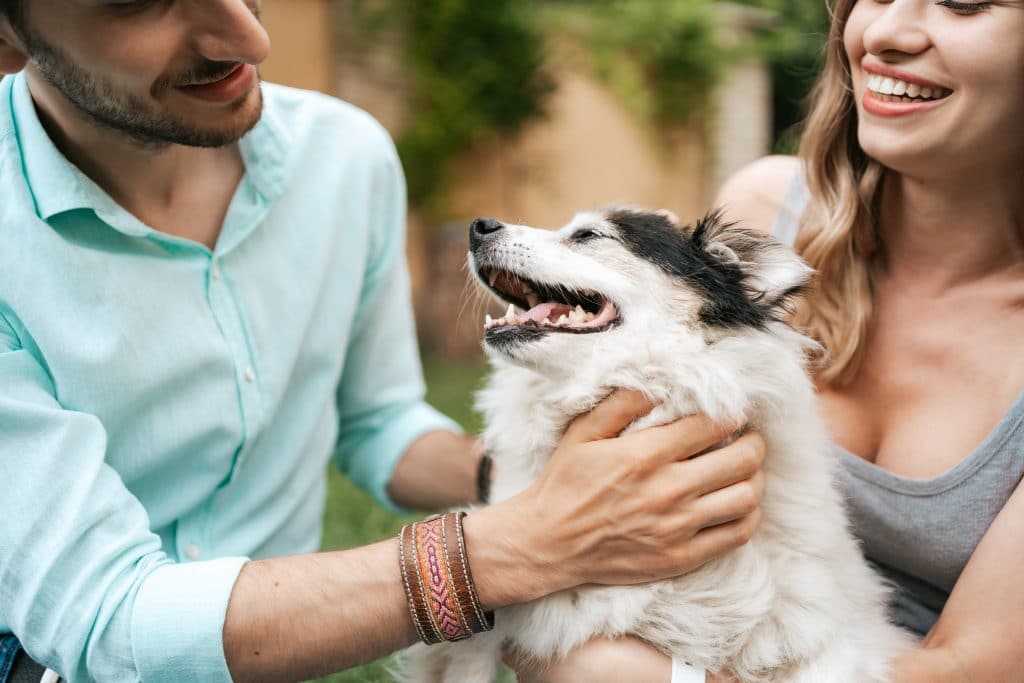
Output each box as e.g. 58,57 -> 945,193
866,73 -> 950,101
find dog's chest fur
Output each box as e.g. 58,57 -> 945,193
460,331 -> 910,682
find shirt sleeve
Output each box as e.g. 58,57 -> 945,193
0,314 -> 248,683
331,129 -> 461,513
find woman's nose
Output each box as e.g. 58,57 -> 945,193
862,0 -> 931,59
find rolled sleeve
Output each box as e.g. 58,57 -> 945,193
0,319 -> 246,683
332,132 -> 460,513
338,401 -> 462,514
130,557 -> 249,683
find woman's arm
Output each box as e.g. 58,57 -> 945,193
891,476 -> 1024,682
513,637 -> 737,683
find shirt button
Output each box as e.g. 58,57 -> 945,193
244,366 -> 256,382
211,264 -> 221,280
184,544 -> 200,560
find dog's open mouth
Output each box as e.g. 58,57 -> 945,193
478,267 -> 620,335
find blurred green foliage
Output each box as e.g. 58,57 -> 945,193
734,0 -> 831,152
345,0 -> 829,214
546,0 -> 728,129
348,0 -> 554,215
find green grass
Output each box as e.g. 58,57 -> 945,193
313,354 -> 498,683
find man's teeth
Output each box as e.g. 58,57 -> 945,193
866,73 -> 947,100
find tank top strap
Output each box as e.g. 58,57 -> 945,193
771,168 -> 810,248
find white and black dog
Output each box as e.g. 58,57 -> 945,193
398,207 -> 912,682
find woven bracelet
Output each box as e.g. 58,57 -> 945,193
398,512 -> 493,645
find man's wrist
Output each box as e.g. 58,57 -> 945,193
461,500 -> 561,609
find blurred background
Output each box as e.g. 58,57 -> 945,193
257,1 -> 833,680
260,0 -> 830,365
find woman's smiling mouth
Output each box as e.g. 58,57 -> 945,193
861,66 -> 954,117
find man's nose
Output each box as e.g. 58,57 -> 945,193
189,0 -> 271,67
469,217 -> 504,250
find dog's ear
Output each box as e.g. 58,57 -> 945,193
692,210 -> 812,315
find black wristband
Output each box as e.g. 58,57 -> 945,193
476,452 -> 493,504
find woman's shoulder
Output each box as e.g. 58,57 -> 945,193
712,155 -> 802,235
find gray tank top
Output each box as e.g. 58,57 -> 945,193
772,174 -> 1024,637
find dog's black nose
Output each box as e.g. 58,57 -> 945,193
470,217 -> 503,238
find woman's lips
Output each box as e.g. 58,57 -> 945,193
177,64 -> 257,103
861,88 -> 950,117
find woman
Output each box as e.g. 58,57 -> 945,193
520,0 -> 1024,680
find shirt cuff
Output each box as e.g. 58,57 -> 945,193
345,402 -> 462,514
130,556 -> 249,683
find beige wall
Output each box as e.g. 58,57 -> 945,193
260,0 -> 334,93
447,69 -> 708,231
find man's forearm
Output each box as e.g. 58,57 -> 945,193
387,430 -> 482,511
222,505 -> 550,683
222,539 -> 415,683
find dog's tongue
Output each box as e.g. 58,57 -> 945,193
519,302 -> 571,324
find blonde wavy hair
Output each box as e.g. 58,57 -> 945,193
795,0 -> 884,387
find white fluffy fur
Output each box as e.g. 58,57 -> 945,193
396,209 -> 913,682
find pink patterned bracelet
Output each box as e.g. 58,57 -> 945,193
399,512 -> 493,645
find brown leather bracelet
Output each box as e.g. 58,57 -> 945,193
442,511 -> 494,633
398,512 -> 494,645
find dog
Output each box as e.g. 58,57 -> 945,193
397,207 -> 913,682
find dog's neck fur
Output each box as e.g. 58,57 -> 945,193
477,321 -> 818,503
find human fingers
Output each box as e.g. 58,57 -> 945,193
619,412 -> 738,465
686,469 -> 765,529
675,431 -> 766,498
562,389 -> 655,444
683,508 -> 763,567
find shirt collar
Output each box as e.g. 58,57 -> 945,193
8,71 -> 291,231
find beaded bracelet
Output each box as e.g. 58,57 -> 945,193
399,512 -> 494,645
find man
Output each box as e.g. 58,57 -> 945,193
0,2 -> 765,681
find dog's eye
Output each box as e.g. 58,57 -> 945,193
570,229 -> 602,242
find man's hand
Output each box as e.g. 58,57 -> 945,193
465,389 -> 766,607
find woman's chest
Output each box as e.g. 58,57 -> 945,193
818,293 -> 1024,478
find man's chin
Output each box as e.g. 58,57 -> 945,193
155,88 -> 264,148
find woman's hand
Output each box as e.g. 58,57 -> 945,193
510,636 -> 741,683
464,389 -> 766,607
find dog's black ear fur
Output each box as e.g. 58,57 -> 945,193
691,210 -> 812,318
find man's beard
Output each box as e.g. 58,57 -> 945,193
24,34 -> 263,149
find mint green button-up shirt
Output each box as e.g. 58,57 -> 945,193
0,72 -> 458,682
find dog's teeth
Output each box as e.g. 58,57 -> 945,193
526,293 -> 540,309
506,303 -> 517,324
485,314 -> 493,328
575,305 -> 585,316
489,272 -> 498,287
556,314 -> 569,326
568,309 -> 583,323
